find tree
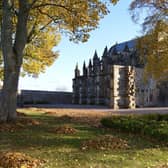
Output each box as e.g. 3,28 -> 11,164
0,0 -> 118,122
136,21 -> 168,81
129,0 -> 168,81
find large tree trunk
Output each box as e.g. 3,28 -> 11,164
0,0 -> 29,123
0,61 -> 20,122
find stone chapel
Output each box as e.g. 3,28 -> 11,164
72,40 -> 159,109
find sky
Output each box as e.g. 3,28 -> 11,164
19,0 -> 142,92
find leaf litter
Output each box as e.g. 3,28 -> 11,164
0,118 -> 40,132
0,152 -> 46,168
49,125 -> 77,135
81,135 -> 129,151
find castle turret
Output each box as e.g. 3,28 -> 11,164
109,44 -> 119,65
102,47 -> 109,72
75,63 -> 80,77
123,43 -> 130,52
112,45 -> 118,55
93,51 -> 101,74
122,43 -> 130,65
88,59 -> 92,76
93,50 -> 98,59
93,50 -> 100,65
83,61 -> 87,76
102,46 -> 108,58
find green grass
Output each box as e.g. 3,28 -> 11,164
101,114 -> 168,142
0,110 -> 168,168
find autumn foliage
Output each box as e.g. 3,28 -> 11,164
0,0 -> 118,122
0,152 -> 45,168
130,0 -> 168,81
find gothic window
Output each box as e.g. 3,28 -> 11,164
149,94 -> 153,102
141,89 -> 144,93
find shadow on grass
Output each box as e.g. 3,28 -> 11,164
0,114 -> 167,152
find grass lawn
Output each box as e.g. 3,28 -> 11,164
0,108 -> 168,168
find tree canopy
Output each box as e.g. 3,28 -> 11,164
0,0 -> 118,78
130,0 -> 168,81
0,0 -> 119,122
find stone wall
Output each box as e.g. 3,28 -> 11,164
157,81 -> 168,106
17,90 -> 72,106
109,65 -> 136,109
135,68 -> 159,107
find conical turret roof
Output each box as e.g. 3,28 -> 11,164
102,46 -> 108,57
83,61 -> 86,69
89,59 -> 92,67
93,50 -> 98,60
75,63 -> 79,70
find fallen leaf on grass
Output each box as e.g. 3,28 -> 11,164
0,118 -> 40,132
0,152 -> 45,168
18,118 -> 41,126
0,123 -> 23,132
81,135 -> 129,151
17,112 -> 27,117
49,125 -> 77,135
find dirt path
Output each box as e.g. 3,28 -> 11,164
23,105 -> 168,117
21,106 -> 168,127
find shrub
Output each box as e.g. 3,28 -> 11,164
101,114 -> 168,142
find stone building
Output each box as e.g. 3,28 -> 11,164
72,40 -> 159,109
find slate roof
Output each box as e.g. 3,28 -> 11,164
108,39 -> 136,55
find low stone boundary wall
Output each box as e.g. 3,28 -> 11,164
17,90 -> 72,106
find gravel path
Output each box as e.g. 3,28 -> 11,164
24,104 -> 168,117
